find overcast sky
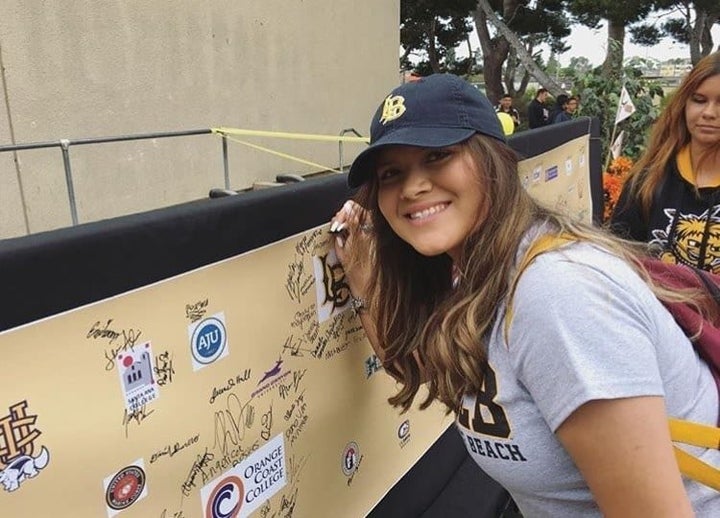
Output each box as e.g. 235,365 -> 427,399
461,23 -> 720,66
559,24 -> 720,66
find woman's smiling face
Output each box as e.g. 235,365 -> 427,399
375,143 -> 486,262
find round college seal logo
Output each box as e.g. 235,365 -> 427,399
206,475 -> 244,518
105,465 -> 145,510
341,442 -> 360,476
191,316 -> 227,365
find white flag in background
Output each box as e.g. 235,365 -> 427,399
610,130 -> 625,159
615,86 -> 636,125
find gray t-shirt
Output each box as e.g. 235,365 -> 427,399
455,238 -> 720,517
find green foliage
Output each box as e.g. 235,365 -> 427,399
569,64 -> 665,161
567,0 -> 657,25
400,0 -> 477,73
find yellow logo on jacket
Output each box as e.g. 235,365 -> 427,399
379,95 -> 406,125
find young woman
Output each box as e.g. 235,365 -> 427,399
331,73 -> 720,516
611,52 -> 720,273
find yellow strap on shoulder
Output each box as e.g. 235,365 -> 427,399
669,418 -> 720,490
503,234 -> 574,342
670,418 -> 720,449
673,446 -> 720,491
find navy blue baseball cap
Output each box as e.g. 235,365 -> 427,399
347,74 -> 506,188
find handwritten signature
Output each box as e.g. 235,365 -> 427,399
278,369 -> 307,400
87,319 -> 143,371
122,405 -> 154,438
150,434 -> 200,464
279,486 -> 300,517
209,370 -> 252,405
213,393 -> 255,455
286,257 -> 314,304
260,405 -> 273,441
186,298 -> 209,323
154,351 -> 175,386
181,449 -> 214,497
287,454 -> 309,485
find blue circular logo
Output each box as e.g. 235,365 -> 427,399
192,317 -> 227,364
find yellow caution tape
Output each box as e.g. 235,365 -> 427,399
212,127 -> 369,143
220,134 -> 344,174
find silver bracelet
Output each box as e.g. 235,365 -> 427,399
350,295 -> 366,314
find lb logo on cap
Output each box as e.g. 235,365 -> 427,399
379,95 -> 406,125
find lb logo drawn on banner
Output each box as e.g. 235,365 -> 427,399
189,312 -> 229,371
103,460 -> 147,517
205,475 -> 243,518
0,400 -> 50,492
313,249 -> 351,323
116,342 -> 159,412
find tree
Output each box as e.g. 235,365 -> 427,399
400,0 -> 478,74
567,56 -> 593,75
647,1 -> 720,64
473,0 -> 570,102
567,0 -> 660,78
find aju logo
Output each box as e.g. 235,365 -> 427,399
189,312 -> 229,371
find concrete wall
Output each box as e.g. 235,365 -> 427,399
0,1 -> 400,238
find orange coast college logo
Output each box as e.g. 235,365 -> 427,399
206,475 -> 243,518
379,95 -> 406,125
103,461 -> 148,516
200,434 -> 286,518
0,400 -> 50,493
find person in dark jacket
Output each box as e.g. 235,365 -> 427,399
610,51 -> 720,273
527,88 -> 549,129
552,96 -> 578,124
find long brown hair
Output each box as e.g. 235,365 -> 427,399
349,134 -> 717,414
625,51 -> 720,215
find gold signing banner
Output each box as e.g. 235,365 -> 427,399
0,132 -> 592,517
0,226 -> 453,517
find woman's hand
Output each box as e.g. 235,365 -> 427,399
330,200 -> 374,299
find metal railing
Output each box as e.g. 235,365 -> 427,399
1,127 -> 365,227
338,128 -> 365,173
0,129 -> 218,226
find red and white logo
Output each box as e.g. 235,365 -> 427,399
105,465 -> 145,510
